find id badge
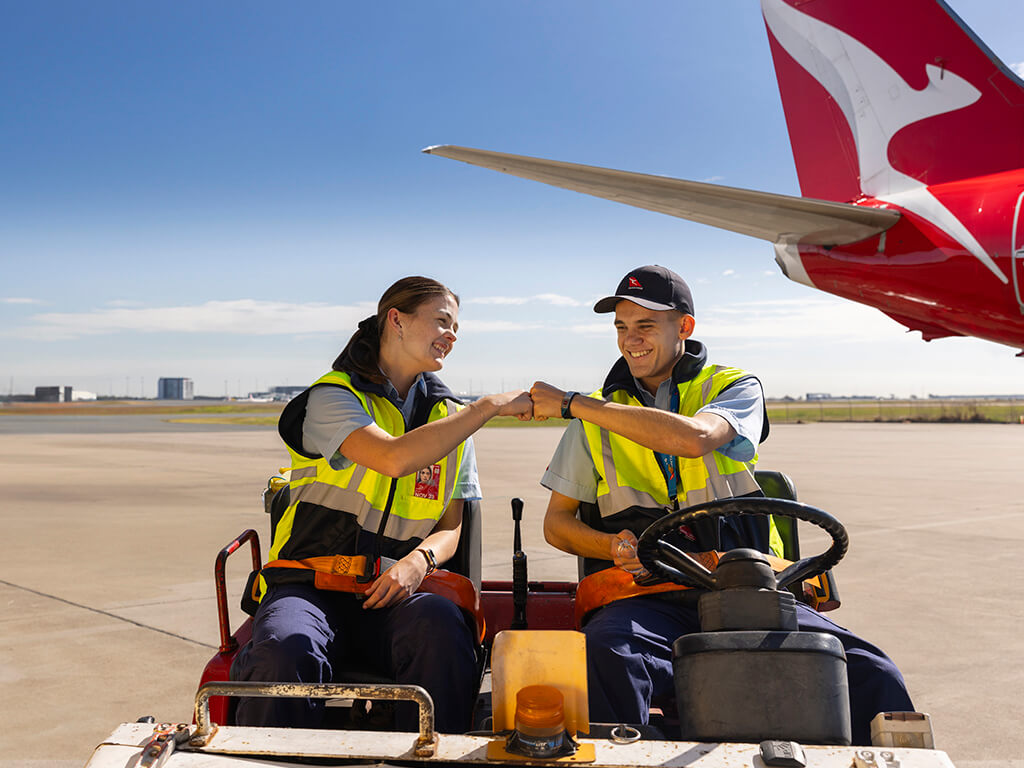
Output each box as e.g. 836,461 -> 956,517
413,464 -> 441,500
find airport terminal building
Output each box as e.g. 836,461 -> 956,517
157,377 -> 194,400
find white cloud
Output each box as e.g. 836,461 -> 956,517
569,322 -> 613,335
721,269 -> 736,277
6,300 -> 373,341
467,296 -> 530,306
563,297 -> 899,344
3,298 -> 557,341
468,293 -> 585,307
1,297 -> 43,305
534,293 -> 585,307
699,297 -> 900,341
462,320 -> 544,332
105,299 -> 147,308
1010,61 -> 1024,79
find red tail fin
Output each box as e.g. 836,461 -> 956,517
762,0 -> 1024,202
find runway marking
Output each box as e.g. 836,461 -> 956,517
0,578 -> 217,650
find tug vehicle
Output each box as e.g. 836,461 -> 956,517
84,471 -> 952,768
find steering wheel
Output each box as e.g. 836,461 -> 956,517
635,497 -> 848,591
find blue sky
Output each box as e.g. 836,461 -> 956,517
3,0 -> 1022,400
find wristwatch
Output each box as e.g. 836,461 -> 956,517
561,391 -> 579,419
417,547 -> 438,575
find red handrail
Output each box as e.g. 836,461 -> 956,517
214,529 -> 262,653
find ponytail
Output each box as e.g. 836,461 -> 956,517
333,314 -> 383,383
332,276 -> 458,383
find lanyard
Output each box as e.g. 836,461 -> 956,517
653,387 -> 680,510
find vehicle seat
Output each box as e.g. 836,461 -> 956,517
239,484 -> 486,726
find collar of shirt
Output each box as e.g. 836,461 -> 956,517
382,373 -> 428,425
632,376 -> 678,411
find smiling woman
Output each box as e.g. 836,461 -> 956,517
230,275 -> 533,734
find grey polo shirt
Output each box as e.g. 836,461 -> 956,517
540,376 -> 764,504
301,374 -> 481,500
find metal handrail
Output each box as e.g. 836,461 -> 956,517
213,529 -> 261,653
191,681 -> 437,756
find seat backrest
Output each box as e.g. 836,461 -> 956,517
577,502 -> 607,580
449,498 -> 482,590
753,469 -> 800,561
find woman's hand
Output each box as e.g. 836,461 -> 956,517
483,390 -> 534,421
362,554 -> 428,609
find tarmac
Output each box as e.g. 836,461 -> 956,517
1,418 -> 1021,767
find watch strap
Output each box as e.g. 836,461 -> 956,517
561,391 -> 579,419
417,547 -> 437,574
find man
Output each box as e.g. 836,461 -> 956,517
529,265 -> 912,746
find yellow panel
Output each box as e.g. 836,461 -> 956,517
491,630 -> 589,736
485,740 -> 596,763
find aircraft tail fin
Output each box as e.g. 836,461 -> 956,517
762,0 -> 1024,202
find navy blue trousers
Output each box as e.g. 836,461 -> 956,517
231,583 -> 477,733
584,596 -> 913,746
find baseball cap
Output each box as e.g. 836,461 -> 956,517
593,265 -> 694,315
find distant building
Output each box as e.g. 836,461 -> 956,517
158,377 -> 194,400
929,393 -> 1024,400
270,385 -> 306,400
71,390 -> 97,401
805,392 -> 832,401
35,386 -> 73,402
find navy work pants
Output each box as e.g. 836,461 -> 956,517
231,583 -> 477,733
584,596 -> 913,746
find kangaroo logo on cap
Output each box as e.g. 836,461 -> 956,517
627,276 -> 643,289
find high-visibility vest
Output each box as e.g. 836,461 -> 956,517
262,370 -> 466,591
581,363 -> 784,557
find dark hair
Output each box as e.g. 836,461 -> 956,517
333,276 -> 459,383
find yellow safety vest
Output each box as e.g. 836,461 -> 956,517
581,364 -> 784,557
263,370 -> 466,591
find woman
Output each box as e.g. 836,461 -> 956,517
232,276 -> 532,733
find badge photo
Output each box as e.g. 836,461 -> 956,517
414,464 -> 441,500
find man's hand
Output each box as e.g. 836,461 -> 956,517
362,554 -> 427,609
611,530 -> 648,577
530,381 -> 567,421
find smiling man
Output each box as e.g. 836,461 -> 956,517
529,265 -> 912,745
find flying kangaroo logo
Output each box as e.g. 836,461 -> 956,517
627,277 -> 643,289
762,0 -> 1006,283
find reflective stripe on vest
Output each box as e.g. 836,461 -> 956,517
582,364 -> 783,557
268,370 -> 465,564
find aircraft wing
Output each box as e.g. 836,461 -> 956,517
422,145 -> 900,246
